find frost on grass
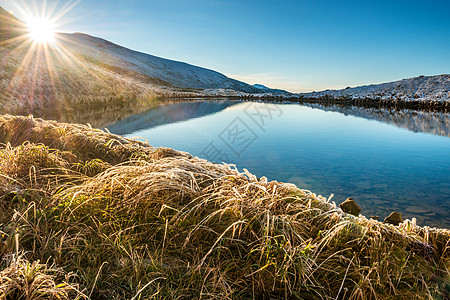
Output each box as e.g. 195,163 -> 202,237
0,114 -> 448,299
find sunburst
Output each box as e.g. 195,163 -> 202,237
26,16 -> 55,44
0,0 -> 113,112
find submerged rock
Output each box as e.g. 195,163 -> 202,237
339,197 -> 361,216
384,211 -> 403,225
405,205 -> 431,214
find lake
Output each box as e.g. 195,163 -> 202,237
106,100 -> 450,228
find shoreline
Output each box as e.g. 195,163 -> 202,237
167,95 -> 450,112
0,114 -> 448,298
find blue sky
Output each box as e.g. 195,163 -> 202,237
1,0 -> 449,92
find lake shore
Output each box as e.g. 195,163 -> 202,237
180,95 -> 450,111
0,114 -> 449,299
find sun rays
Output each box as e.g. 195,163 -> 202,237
1,0 -> 159,116
0,0 -> 119,112
26,16 -> 55,43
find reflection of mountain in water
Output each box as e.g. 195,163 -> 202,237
106,101 -> 236,135
305,103 -> 450,137
10,96 -> 162,129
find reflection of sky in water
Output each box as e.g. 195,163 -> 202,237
108,102 -> 450,228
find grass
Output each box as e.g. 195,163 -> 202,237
0,114 -> 448,299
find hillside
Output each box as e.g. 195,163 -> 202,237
0,7 -> 261,117
0,8 -> 161,115
0,6 -> 24,40
61,32 -> 260,93
0,114 -> 448,299
298,74 -> 450,104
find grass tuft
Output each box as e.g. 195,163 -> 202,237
0,253 -> 84,299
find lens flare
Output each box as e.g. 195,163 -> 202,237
26,16 -> 55,43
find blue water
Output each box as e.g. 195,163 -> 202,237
107,101 -> 450,227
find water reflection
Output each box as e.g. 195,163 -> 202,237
7,98 -> 450,139
105,100 -> 234,135
107,100 -> 450,228
302,103 -> 450,137
3,97 -> 162,128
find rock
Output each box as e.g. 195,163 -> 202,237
369,215 -> 379,220
339,197 -> 361,216
405,205 -> 431,214
384,211 -> 403,225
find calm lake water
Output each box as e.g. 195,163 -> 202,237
107,100 -> 450,228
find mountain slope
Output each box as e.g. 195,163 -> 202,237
0,7 -> 260,116
61,33 -> 259,93
0,7 -> 25,40
253,83 -> 288,94
0,8 -> 162,114
298,74 -> 450,103
0,33 -> 162,114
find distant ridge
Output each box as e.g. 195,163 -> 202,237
297,74 -> 450,104
253,83 -> 288,94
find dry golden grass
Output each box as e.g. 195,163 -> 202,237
0,114 -> 448,299
0,253 -> 83,299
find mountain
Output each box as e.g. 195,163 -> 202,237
298,74 -> 450,104
253,84 -> 270,90
60,32 -> 260,93
1,6 -> 448,114
252,83 -> 289,94
0,7 -> 259,116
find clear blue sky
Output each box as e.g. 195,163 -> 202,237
1,0 -> 449,92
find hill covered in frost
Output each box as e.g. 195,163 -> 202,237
298,74 -> 450,104
59,32 -> 260,93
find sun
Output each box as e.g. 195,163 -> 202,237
26,16 -> 56,44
